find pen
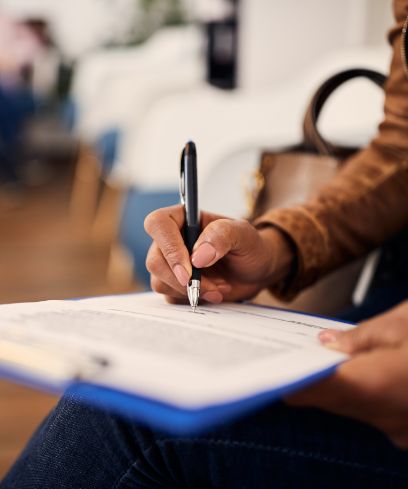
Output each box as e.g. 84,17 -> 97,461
180,141 -> 201,311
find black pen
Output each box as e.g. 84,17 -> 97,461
180,141 -> 201,311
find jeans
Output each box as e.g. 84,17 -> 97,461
339,228 -> 408,323
2,394 -> 408,489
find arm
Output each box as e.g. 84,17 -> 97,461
254,0 -> 408,299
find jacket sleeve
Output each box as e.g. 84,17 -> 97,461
253,0 -> 408,300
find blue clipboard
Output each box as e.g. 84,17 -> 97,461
0,295 -> 351,435
0,360 -> 338,435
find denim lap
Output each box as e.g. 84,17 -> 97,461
1,394 -> 408,489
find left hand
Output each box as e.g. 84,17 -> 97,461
287,300 -> 408,449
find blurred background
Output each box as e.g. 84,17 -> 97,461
0,0 -> 393,477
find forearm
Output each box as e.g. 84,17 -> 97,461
254,0 -> 408,299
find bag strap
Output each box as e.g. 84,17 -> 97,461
303,68 -> 387,156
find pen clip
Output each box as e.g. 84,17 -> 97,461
179,147 -> 186,206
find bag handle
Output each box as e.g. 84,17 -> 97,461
303,68 -> 387,156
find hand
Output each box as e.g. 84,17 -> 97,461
288,301 -> 408,449
144,205 -> 294,304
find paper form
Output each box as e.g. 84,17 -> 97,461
0,293 -> 351,408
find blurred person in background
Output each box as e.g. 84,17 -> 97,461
0,12 -> 44,187
1,1 -> 408,489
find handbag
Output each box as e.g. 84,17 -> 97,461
248,68 -> 387,315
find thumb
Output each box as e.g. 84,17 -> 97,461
191,218 -> 258,269
319,313 -> 406,355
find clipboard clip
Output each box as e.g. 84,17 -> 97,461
0,339 -> 110,385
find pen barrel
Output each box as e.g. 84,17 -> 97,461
184,223 -> 201,281
184,223 -> 201,255
191,266 -> 201,281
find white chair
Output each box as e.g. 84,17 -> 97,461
116,45 -> 390,203
71,25 -> 205,141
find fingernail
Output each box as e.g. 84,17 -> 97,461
192,242 -> 217,268
173,264 -> 190,287
318,330 -> 341,345
202,291 -> 223,304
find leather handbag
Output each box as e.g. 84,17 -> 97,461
248,68 -> 387,315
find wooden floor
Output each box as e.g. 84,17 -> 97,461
0,166 -> 139,478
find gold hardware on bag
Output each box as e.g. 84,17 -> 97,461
242,169 -> 265,216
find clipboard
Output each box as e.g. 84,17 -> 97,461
0,293 -> 351,434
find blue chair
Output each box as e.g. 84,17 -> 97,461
60,97 -> 77,132
95,129 -> 121,177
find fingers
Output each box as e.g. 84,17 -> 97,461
146,243 -> 186,295
319,300 -> 408,355
150,276 -> 185,299
145,206 -> 239,287
147,243 -> 231,303
318,306 -> 408,354
145,206 -> 265,299
317,325 -> 381,355
191,218 -> 260,269
144,205 -> 191,287
150,274 -> 227,304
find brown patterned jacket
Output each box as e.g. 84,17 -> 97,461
255,0 -> 408,299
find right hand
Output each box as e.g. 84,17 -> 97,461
144,205 -> 294,304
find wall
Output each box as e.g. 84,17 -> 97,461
238,0 -> 393,90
